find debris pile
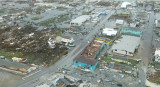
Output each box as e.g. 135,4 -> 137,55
0,25 -> 68,65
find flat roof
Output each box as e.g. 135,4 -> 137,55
103,28 -> 117,36
74,56 -> 98,66
112,35 -> 140,53
121,2 -> 131,8
71,15 -> 90,24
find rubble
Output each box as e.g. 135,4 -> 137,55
0,25 -> 68,65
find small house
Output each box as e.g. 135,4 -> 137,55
116,20 -> 124,25
154,48 -> 160,62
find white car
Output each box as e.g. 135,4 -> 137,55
139,80 -> 141,84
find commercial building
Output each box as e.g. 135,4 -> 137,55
102,28 -> 118,36
74,39 -> 105,70
112,35 -> 140,56
70,15 -> 90,26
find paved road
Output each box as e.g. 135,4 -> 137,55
11,10 -> 116,87
138,11 -> 155,87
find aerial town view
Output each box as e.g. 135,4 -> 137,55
1,0 -> 160,87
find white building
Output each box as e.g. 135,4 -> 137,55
116,19 -> 124,25
70,15 -> 90,26
121,2 -> 131,9
154,48 -> 160,62
102,28 -> 117,36
112,35 -> 140,56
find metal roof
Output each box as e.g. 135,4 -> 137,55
71,15 -> 90,24
112,35 -> 140,53
102,28 -> 117,36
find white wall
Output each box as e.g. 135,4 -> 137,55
112,49 -> 133,56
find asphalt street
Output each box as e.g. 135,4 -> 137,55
138,11 -> 155,87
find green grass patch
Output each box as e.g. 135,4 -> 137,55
0,49 -> 23,58
38,17 -> 55,26
128,58 -> 139,67
0,8 -> 7,15
103,56 -> 122,65
31,16 -> 43,20
151,62 -> 160,66
57,15 -> 69,23
148,71 -> 160,84
103,55 -> 139,67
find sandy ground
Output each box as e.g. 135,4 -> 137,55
0,71 -> 22,87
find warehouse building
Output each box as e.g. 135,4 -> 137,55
70,15 -> 90,26
112,35 -> 140,56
